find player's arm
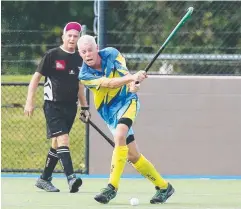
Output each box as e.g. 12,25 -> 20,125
93,71 -> 146,89
24,53 -> 50,117
80,68 -> 146,90
99,73 -> 135,89
99,50 -> 146,89
81,70 -> 146,90
24,72 -> 42,117
78,82 -> 91,123
78,82 -> 89,107
128,81 -> 141,93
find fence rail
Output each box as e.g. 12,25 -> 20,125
123,54 -> 241,61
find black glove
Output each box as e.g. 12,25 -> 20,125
79,106 -> 91,123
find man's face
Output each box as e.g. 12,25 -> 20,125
62,29 -> 80,51
78,42 -> 98,67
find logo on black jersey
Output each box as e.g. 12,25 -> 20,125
55,60 -> 65,70
69,69 -> 75,75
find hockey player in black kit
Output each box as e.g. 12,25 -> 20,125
24,22 -> 90,193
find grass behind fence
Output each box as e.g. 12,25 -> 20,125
1,75 -> 86,172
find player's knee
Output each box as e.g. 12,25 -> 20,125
114,134 -> 126,146
114,123 -> 130,145
51,138 -> 58,149
118,118 -> 132,129
127,140 -> 140,163
56,134 -> 69,147
128,152 -> 141,164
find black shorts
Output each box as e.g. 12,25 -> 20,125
43,101 -> 77,139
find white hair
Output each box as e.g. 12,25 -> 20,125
77,35 -> 97,49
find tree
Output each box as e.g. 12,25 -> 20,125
1,1 -> 94,74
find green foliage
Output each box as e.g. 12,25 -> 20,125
106,1 -> 241,54
2,1 -> 94,75
1,1 -> 241,75
105,1 -> 241,74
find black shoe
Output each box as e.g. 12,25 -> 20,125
150,183 -> 175,204
35,177 -> 60,192
94,184 -> 117,204
68,174 -> 82,193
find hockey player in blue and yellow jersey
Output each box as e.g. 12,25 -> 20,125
77,35 -> 174,204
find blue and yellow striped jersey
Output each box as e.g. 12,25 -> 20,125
79,47 -> 138,124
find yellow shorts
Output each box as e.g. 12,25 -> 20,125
107,99 -> 140,138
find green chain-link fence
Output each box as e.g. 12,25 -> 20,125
2,1 -> 241,76
1,1 -> 241,173
1,83 -> 87,173
103,1 -> 241,75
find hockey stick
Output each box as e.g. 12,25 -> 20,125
87,7 -> 194,155
88,119 -> 115,147
88,119 -> 133,164
143,7 -> 194,73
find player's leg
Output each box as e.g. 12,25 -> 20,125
35,101 -> 60,192
128,138 -> 168,188
127,138 -> 174,204
56,134 -> 82,193
107,99 -> 139,189
36,137 -> 60,192
94,123 -> 129,204
40,137 -> 58,178
94,100 -> 138,204
56,102 -> 82,193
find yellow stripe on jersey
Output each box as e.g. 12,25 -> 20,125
116,53 -> 129,76
107,88 -> 120,103
116,53 -> 127,67
108,70 -> 115,78
117,69 -> 129,75
81,78 -> 108,109
81,77 -> 104,89
105,69 -> 122,103
91,87 -> 109,110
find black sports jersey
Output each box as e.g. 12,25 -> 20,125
36,47 -> 82,102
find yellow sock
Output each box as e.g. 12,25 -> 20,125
108,145 -> 128,189
132,154 -> 168,189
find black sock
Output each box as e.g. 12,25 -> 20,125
41,147 -> 58,180
57,146 -> 74,178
